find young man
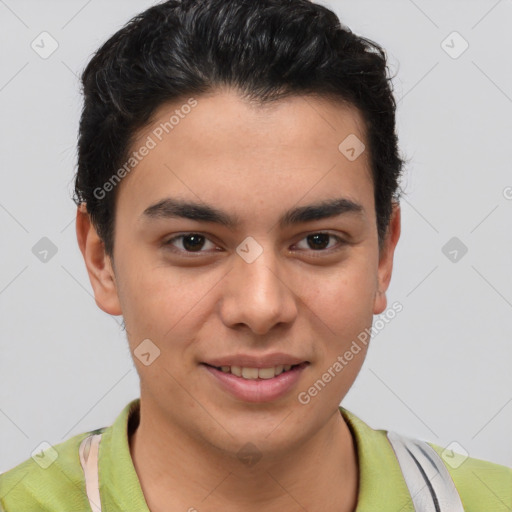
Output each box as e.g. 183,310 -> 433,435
1,0 -> 510,510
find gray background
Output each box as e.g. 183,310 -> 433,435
1,0 -> 511,472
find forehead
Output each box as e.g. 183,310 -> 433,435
116,89 -> 374,227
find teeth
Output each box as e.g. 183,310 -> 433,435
258,367 -> 276,379
216,364 -> 296,379
231,365 -> 242,377
242,367 -> 259,379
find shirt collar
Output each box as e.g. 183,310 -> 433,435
340,406 -> 415,511
99,399 -> 413,511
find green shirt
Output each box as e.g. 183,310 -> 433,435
1,398 -> 510,511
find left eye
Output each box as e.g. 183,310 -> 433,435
294,232 -> 344,251
163,232 -> 345,254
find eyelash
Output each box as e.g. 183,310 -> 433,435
162,232 -> 347,256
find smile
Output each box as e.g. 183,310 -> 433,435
205,363 -> 301,380
201,362 -> 309,402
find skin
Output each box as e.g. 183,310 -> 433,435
77,88 -> 401,512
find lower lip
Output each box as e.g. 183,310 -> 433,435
202,363 -> 308,403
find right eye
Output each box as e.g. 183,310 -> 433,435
162,233 -> 222,255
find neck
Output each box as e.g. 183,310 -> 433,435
129,401 -> 359,512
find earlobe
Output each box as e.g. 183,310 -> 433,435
373,203 -> 401,315
373,288 -> 388,316
76,204 -> 122,316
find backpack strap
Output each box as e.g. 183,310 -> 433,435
387,431 -> 465,511
78,434 -> 103,512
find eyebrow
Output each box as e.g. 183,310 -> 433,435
140,196 -> 364,230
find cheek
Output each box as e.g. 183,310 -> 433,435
297,262 -> 376,407
116,256 -> 221,348
301,256 -> 377,335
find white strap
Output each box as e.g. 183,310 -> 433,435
78,434 -> 103,512
387,431 -> 465,512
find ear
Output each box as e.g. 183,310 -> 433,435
76,203 -> 122,316
373,202 -> 401,315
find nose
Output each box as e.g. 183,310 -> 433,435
219,245 -> 298,335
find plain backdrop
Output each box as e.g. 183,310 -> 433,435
1,0 -> 511,472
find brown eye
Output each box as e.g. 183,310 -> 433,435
295,232 -> 345,252
306,233 -> 330,250
163,233 -> 217,253
180,234 -> 206,252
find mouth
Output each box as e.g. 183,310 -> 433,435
202,362 -> 308,380
200,361 -> 310,403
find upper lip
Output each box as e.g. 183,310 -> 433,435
203,353 -> 309,368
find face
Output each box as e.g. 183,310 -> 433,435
77,89 -> 400,459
